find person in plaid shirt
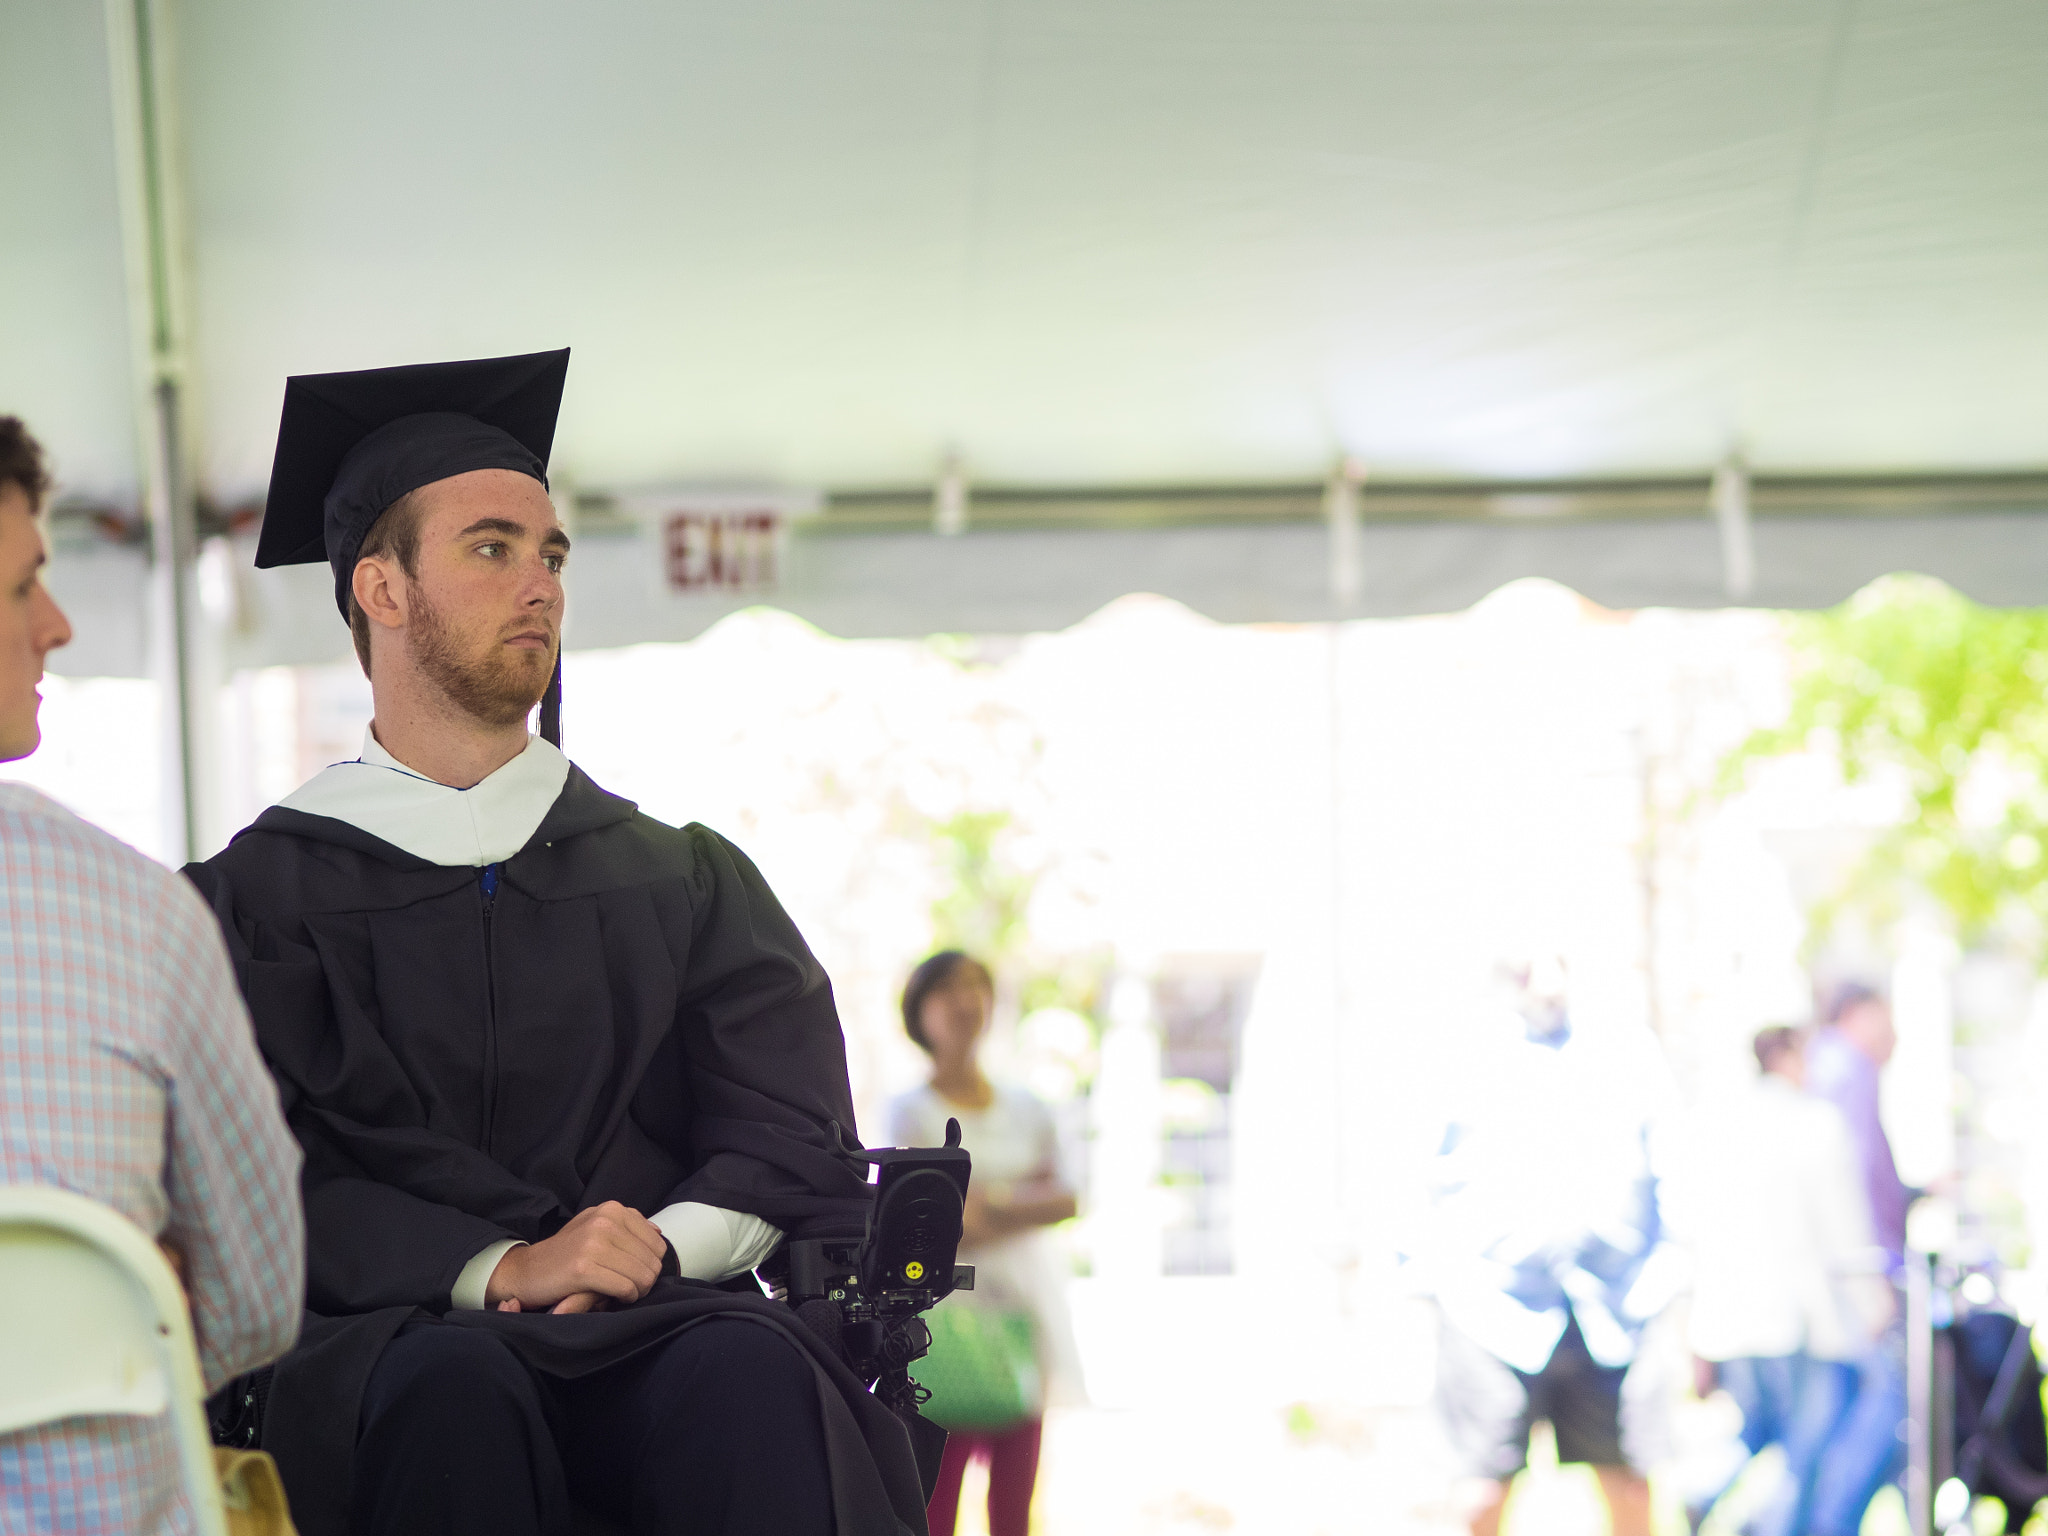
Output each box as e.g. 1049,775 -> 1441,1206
0,415 -> 305,1534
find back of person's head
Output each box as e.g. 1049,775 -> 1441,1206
1493,948 -> 1569,1041
1752,1024 -> 1804,1076
900,949 -> 995,1054
1820,978 -> 1895,1066
1822,980 -> 1882,1025
0,416 -> 73,762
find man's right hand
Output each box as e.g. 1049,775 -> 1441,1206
483,1201 -> 667,1313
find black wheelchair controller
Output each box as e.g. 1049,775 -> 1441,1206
764,1118 -> 975,1420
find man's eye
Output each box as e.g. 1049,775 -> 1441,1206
544,555 -> 566,574
477,542 -> 504,558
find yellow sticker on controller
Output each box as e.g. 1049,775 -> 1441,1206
904,1260 -> 925,1281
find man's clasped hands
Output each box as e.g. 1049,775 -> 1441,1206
484,1201 -> 670,1315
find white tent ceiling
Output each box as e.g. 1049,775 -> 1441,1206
6,0 -> 2048,674
12,0 -> 2048,499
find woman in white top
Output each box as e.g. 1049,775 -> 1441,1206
885,951 -> 1080,1536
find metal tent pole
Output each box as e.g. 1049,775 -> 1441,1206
1905,1250 -> 1935,1536
104,0 -> 206,863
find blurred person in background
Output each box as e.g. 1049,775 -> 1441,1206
1420,954 -> 1682,1536
1803,983 -> 1914,1536
1679,1025 -> 1890,1536
1807,985 -> 1908,1272
0,415 -> 306,1533
885,951 -> 1082,1536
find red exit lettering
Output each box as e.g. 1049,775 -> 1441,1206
664,511 -> 780,593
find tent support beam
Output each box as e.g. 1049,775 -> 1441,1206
818,468 -> 2048,534
1324,457 -> 1364,605
105,0 -> 206,862
932,455 -> 969,536
1713,457 -> 1756,599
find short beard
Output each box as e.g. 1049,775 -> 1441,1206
407,581 -> 554,730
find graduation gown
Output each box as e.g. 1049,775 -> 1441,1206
185,764 -> 930,1536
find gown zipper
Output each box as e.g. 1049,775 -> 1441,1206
479,862 -> 501,1155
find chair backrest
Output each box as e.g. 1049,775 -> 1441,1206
0,1185 -> 229,1536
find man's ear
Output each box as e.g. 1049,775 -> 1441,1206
352,555 -> 409,632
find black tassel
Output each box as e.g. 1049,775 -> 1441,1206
538,654 -> 563,748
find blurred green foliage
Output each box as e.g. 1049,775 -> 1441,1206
924,810 -> 1109,1043
926,809 -> 1035,965
1017,958 -> 1111,1032
1723,576 -> 2048,958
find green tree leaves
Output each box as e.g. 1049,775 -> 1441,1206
1725,576 -> 2048,959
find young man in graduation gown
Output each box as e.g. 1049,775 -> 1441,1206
184,351 -> 930,1536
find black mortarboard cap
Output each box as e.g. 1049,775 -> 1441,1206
255,348 -> 570,618
255,348 -> 572,743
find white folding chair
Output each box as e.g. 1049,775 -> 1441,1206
0,1185 -> 229,1536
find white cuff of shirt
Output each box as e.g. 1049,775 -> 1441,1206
650,1203 -> 783,1282
451,1238 -> 526,1311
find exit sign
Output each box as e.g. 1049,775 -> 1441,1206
663,509 -> 780,593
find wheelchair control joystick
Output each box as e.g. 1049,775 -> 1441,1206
764,1118 -> 975,1420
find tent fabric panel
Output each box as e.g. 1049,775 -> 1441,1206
0,4 -> 140,506
156,0 -> 2048,498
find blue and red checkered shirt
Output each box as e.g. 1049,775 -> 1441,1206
1,783 -> 304,1534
